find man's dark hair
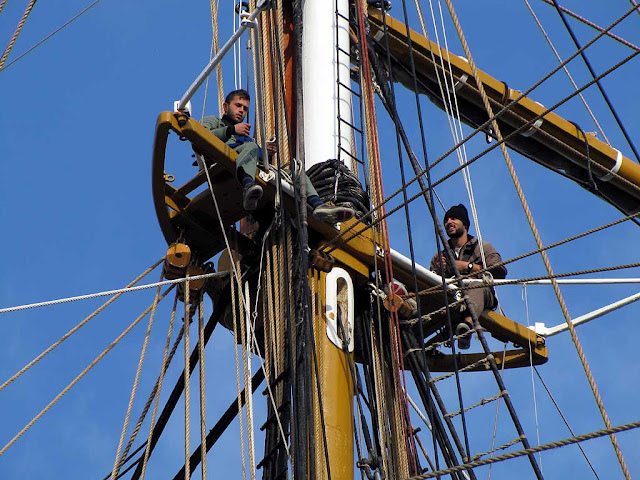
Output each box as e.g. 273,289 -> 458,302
225,89 -> 251,104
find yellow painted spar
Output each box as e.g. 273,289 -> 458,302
368,11 -> 640,216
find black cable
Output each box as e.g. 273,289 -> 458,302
551,0 -> 640,163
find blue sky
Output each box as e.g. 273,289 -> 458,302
1,0 -> 639,478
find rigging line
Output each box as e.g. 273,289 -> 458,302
0,0 -> 102,73
429,0 -> 489,269
631,0 -> 640,17
100,442 -> 148,480
534,367 -> 601,479
0,0 -> 37,70
486,344 -> 507,480
406,420 -> 640,480
242,280 -> 257,480
0,286 -> 174,458
323,29 -> 640,258
128,295 -> 183,480
359,4 -> 416,474
0,270 -> 227,314
0,258 -> 162,391
110,272 -> 165,480
538,0 -> 640,52
197,294 -> 208,480
551,0 -> 640,162
321,38 -> 640,258
378,4 -> 470,468
441,0 -> 630,476
522,285 -> 543,473
524,0 -> 610,144
230,279 -> 248,480
0,0 -> 7,15
171,369 -> 265,480
183,278 -> 192,480
130,294 -> 222,480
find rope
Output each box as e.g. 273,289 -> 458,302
428,354 -> 487,384
183,277 -> 191,480
538,0 -> 640,53
523,284 -> 543,471
470,435 -> 525,462
487,345 -> 508,480
404,419 -> 640,479
0,0 -> 103,73
550,0 -> 640,162
119,296 -> 184,476
524,0 -> 609,144
243,280 -> 257,480
0,270 -> 227,314
0,0 -> 37,70
231,277 -> 248,479
197,294 -> 208,480
444,391 -> 504,419
110,274 -> 164,479
0,286 -> 174,457
441,0 -> 631,476
139,294 -> 182,480
0,258 -> 162,391
321,5 -> 640,256
0,0 -> 7,15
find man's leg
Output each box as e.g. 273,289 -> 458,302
234,142 -> 262,210
456,286 -> 489,350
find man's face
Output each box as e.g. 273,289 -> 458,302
444,216 -> 466,238
223,96 -> 250,123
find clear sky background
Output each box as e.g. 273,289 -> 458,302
0,0 -> 639,478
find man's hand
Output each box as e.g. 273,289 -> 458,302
234,123 -> 252,136
266,139 -> 277,158
434,255 -> 447,274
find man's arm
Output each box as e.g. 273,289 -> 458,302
483,243 -> 507,279
202,116 -> 234,142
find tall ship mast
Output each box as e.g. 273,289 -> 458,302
1,1 -> 640,478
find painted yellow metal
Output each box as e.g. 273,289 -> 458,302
311,269 -> 355,479
368,11 -> 640,214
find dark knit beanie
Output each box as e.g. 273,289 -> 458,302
444,204 -> 470,228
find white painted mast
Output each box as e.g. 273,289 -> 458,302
301,0 -> 353,169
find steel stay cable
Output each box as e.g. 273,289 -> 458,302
0,258 -> 163,391
534,366 -> 601,479
550,0 -> 640,162
441,0 -> 630,475
0,286 -> 174,457
538,0 -> 640,53
110,273 -> 165,479
100,442 -> 148,480
524,0 -> 610,144
404,419 -> 640,480
0,270 -> 227,314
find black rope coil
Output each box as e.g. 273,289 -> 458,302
307,159 -> 371,221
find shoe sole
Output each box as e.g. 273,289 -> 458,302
313,207 -> 354,223
243,185 -> 263,211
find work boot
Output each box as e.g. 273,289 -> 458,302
312,204 -> 355,223
455,323 -> 472,350
242,183 -> 263,211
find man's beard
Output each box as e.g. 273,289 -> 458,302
448,228 -> 464,239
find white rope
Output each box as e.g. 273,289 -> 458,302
523,284 -> 543,472
244,281 -> 257,480
0,271 -> 229,315
429,0 -> 488,268
404,389 -> 432,432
